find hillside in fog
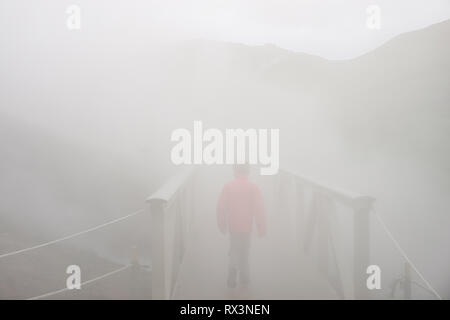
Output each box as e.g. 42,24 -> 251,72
2,18 -> 449,242
184,19 -> 450,160
0,18 -> 449,298
0,113 -> 149,233
166,19 -> 450,180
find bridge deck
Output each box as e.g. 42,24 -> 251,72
172,168 -> 337,299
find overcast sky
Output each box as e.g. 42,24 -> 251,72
1,0 -> 450,60
142,0 -> 450,58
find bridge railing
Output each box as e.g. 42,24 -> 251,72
273,169 -> 375,299
146,166 -> 442,300
273,169 -> 442,300
371,210 -> 442,300
146,168 -> 196,299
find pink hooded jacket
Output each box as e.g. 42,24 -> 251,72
216,176 -> 266,236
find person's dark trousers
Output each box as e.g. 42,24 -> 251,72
227,232 -> 251,288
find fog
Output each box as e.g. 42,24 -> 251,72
0,1 -> 449,299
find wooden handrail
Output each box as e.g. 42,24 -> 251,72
146,167 -> 196,300
146,168 -> 194,204
280,169 -> 375,210
279,168 -> 375,299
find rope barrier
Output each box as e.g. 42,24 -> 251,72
1,185 -> 443,301
27,264 -> 133,300
374,209 -> 442,300
0,209 -> 144,260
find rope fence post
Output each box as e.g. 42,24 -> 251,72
374,210 -> 442,300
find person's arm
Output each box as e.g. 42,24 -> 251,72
216,184 -> 228,234
254,187 -> 266,237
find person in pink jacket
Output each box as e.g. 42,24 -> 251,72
217,164 -> 266,289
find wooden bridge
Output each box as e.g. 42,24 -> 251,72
0,165 -> 441,300
147,166 -> 376,300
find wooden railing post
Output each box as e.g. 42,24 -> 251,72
353,197 -> 374,299
149,199 -> 167,299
